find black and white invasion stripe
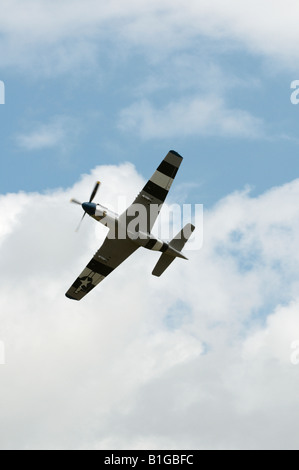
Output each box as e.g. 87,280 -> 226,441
142,150 -> 183,203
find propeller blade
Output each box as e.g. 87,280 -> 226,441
75,212 -> 87,232
89,181 -> 101,203
70,198 -> 82,206
71,181 -> 101,232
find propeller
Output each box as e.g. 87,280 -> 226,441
70,181 -> 101,232
89,181 -> 100,203
70,198 -> 82,206
75,212 -> 87,232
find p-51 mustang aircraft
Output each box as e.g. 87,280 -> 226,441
66,150 -> 195,301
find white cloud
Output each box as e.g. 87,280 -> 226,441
118,97 -> 263,139
0,0 -> 299,74
16,116 -> 80,151
1,162 -> 299,449
243,301 -> 299,365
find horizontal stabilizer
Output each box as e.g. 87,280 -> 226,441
152,253 -> 175,277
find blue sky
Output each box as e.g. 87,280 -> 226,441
1,5 -> 299,207
2,1 -> 299,450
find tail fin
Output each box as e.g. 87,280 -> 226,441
152,224 -> 195,277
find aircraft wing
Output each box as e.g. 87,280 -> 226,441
65,233 -> 139,301
119,150 -> 183,234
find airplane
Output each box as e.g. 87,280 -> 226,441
66,150 -> 195,301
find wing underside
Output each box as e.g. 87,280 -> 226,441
66,233 -> 139,301
119,150 -> 183,234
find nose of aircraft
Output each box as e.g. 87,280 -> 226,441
82,202 -> 96,215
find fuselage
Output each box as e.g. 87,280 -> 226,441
81,202 -> 186,259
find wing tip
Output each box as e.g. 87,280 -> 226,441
65,293 -> 79,301
169,150 -> 183,160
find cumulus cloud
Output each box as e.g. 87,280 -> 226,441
118,97 -> 264,139
1,162 -> 299,449
0,0 -> 299,74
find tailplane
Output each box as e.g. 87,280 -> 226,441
152,224 -> 195,277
